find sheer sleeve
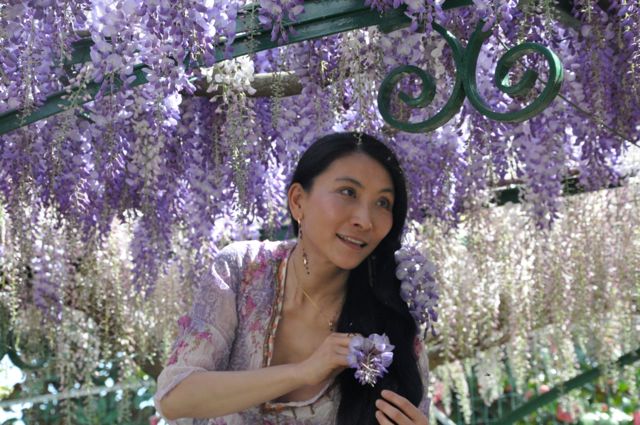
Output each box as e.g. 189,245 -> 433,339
416,337 -> 432,417
154,244 -> 241,420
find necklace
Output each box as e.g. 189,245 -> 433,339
290,251 -> 341,332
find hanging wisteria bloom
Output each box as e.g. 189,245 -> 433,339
258,0 -> 305,43
347,333 -> 395,386
395,242 -> 439,337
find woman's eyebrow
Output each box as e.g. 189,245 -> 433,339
334,177 -> 394,194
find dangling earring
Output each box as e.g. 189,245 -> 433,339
298,218 -> 310,275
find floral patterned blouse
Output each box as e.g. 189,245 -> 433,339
154,239 -> 431,425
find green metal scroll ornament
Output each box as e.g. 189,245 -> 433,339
6,328 -> 51,370
377,20 -> 564,132
377,23 -> 466,133
3,312 -> 51,371
463,21 -> 564,122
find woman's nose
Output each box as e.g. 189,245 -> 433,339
352,205 -> 373,230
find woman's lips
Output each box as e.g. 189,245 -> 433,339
337,233 -> 367,250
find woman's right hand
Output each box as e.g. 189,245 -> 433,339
297,333 -> 354,386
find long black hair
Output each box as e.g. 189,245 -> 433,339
288,132 -> 423,424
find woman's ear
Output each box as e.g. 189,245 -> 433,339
287,183 -> 305,221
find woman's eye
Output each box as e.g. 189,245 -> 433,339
340,188 -> 356,197
378,198 -> 393,210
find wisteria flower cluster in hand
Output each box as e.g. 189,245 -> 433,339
395,245 -> 439,337
347,333 -> 395,386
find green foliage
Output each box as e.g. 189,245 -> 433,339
8,386 -> 154,425
1,357 -> 156,425
441,352 -> 640,424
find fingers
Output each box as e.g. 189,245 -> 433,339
325,333 -> 357,352
335,346 -> 350,358
376,390 -> 429,425
375,409 -> 429,425
330,332 -> 357,343
330,332 -> 362,339
381,390 -> 416,419
376,399 -> 412,425
319,334 -> 351,368
376,410 -> 396,425
302,333 -> 360,385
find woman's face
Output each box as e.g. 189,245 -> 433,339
290,152 -> 395,271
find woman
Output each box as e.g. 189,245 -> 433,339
154,132 -> 430,424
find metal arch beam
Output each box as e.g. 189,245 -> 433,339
62,0 -> 471,69
0,0 -> 566,136
0,0 -> 422,136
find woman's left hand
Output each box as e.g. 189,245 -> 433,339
375,390 -> 428,425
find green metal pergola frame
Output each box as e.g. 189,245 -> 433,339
0,0 -> 564,137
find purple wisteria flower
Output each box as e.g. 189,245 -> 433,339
258,0 -> 305,43
347,333 -> 395,386
364,0 -> 398,13
395,244 -> 439,337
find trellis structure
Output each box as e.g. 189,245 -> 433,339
0,0 -> 575,209
0,0 -> 564,136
